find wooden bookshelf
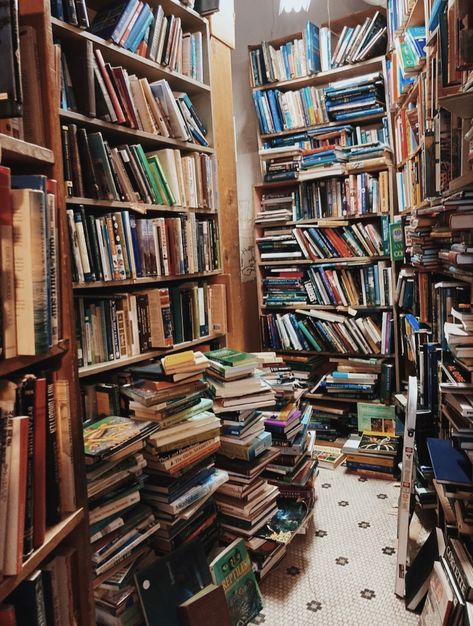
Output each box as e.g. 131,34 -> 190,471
250,13 -> 400,400
78,332 -> 226,377
0,340 -> 68,378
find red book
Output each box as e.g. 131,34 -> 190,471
4,416 -> 29,575
0,605 -> 16,626
94,49 -> 126,125
110,66 -> 139,129
323,228 -> 352,258
33,377 -> 47,549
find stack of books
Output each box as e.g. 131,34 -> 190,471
405,211 -> 445,270
342,431 -> 399,478
203,348 -> 282,542
308,398 -> 357,441
84,415 -> 161,589
261,308 -> 393,356
68,210 -> 220,283
325,72 -> 385,123
438,197 -> 473,275
281,353 -> 325,384
255,187 -> 300,224
62,125 -> 214,204
122,351 -> 228,554
262,402 -> 317,504
310,358 -> 383,401
445,311 -> 473,363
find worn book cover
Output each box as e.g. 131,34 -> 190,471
210,538 -> 264,626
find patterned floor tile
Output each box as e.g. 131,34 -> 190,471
254,467 -> 419,626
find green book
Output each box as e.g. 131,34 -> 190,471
205,347 -> 258,367
210,539 -> 264,626
169,286 -> 184,344
389,221 -> 404,261
297,320 -> 322,352
148,155 -> 176,205
134,144 -> 163,204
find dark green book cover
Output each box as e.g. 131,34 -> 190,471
210,538 -> 264,626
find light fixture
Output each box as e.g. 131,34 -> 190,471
279,0 -> 312,14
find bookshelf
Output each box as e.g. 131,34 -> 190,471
250,13 -> 401,428
0,1 -> 94,623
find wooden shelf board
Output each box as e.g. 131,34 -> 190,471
66,197 -> 217,216
438,92 -> 473,117
59,109 -> 214,154
252,56 -> 385,92
276,349 -> 394,357
258,256 -> 390,266
78,333 -> 226,377
73,269 -> 222,290
0,340 -> 69,377
262,304 -> 394,311
0,134 -> 54,166
260,113 -> 386,140
0,509 -> 84,602
51,18 -> 209,94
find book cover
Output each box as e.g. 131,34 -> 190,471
210,539 -> 263,626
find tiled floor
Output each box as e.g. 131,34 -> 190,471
252,467 -> 419,626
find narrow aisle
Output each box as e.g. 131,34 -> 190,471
251,468 -> 419,626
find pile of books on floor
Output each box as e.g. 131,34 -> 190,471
342,431 -> 399,479
83,413 -> 161,604
121,350 -> 228,555
255,187 -> 300,224
325,73 -> 385,123
203,349 -> 282,542
307,396 -> 357,440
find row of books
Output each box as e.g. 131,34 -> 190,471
261,309 -> 394,355
61,47 -> 208,146
0,375 -> 76,576
62,124 -> 216,208
253,72 -> 386,136
262,260 -> 394,308
75,282 -> 227,367
89,3 -> 204,81
0,169 -> 60,358
257,220 -> 390,261
249,22 -> 320,86
67,209 -> 220,283
261,119 -> 389,151
249,12 -> 387,87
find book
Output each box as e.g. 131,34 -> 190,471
178,584 -> 232,626
209,539 -> 264,626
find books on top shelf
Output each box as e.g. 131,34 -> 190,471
0,169 -> 61,358
261,308 -> 393,356
53,0 -> 205,84
329,12 -> 387,68
67,209 -> 220,283
249,22 -> 321,87
61,124 -> 216,207
75,282 -> 227,367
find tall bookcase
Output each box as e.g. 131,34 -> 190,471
0,1 -> 94,623
250,10 -> 401,428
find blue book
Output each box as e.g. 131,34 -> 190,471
333,107 -> 385,121
288,313 -> 310,350
112,0 -> 140,43
428,0 -> 447,31
267,90 -> 283,133
282,43 -> 290,80
126,4 -> 153,52
427,438 -> 472,486
305,22 -> 321,74
252,92 -> 269,134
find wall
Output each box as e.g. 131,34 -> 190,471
232,0 -> 377,350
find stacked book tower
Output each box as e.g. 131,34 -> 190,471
204,349 -> 287,571
123,350 -> 228,555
